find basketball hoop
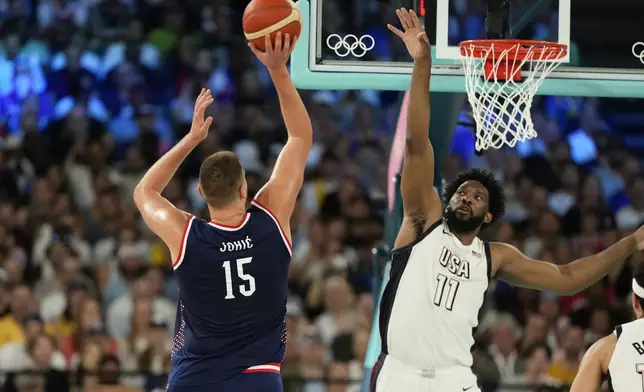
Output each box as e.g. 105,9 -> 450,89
458,39 -> 567,151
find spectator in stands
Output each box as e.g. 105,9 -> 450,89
504,342 -> 553,390
547,324 -> 584,385
519,313 -> 548,353
315,276 -> 357,356
488,314 -> 521,385
0,313 -> 62,371
0,284 -> 34,347
615,176 -> 644,229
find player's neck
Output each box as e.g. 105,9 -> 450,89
209,203 -> 247,226
454,232 -> 478,246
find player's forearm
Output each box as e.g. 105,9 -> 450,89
560,234 -> 637,294
406,57 -> 431,152
134,135 -> 200,195
269,66 -> 313,145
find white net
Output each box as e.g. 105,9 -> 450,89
459,41 -> 567,151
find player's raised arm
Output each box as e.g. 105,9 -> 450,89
493,226 -> 644,295
388,9 -> 442,249
570,334 -> 615,392
248,33 -> 312,237
133,89 -> 214,260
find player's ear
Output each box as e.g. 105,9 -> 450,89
484,212 -> 492,224
633,292 -> 642,313
197,183 -> 204,197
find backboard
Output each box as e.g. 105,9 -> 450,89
291,0 -> 644,97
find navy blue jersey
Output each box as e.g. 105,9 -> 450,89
168,200 -> 292,387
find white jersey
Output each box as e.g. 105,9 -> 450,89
608,318 -> 644,392
379,219 -> 491,369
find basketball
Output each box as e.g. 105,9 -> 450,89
243,0 -> 302,52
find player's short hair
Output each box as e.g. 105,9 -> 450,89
443,168 -> 505,229
199,151 -> 244,208
633,261 -> 644,308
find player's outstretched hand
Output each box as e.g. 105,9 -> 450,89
388,8 -> 430,61
188,88 -> 214,143
249,32 -> 297,70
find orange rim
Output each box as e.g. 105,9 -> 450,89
458,39 -> 568,60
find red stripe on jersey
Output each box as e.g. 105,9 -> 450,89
242,362 -> 281,374
251,200 -> 293,251
172,216 -> 193,268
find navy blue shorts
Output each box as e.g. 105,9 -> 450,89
167,369 -> 283,392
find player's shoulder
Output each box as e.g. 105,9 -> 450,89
593,333 -> 618,352
487,241 -> 526,264
248,199 -> 293,255
248,199 -> 278,222
488,241 -> 520,255
587,333 -> 618,369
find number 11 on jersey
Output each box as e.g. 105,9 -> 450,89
222,257 -> 256,299
433,273 -> 460,311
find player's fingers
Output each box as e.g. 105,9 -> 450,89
194,88 -> 208,112
201,116 -> 213,131
197,96 -> 214,117
399,8 -> 411,29
418,32 -> 429,44
409,9 -> 423,28
274,32 -> 282,53
396,9 -> 409,30
193,88 -> 204,110
196,87 -> 206,102
387,24 -> 405,39
400,8 -> 414,29
283,33 -> 291,53
264,34 -> 273,53
248,43 -> 262,57
285,36 -> 297,55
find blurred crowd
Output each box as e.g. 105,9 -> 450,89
0,1 -> 641,392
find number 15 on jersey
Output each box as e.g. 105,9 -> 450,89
222,257 -> 256,299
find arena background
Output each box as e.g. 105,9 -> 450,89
0,1 -> 643,392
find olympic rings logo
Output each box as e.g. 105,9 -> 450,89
633,42 -> 644,64
326,34 -> 375,58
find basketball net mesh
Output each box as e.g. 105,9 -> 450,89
459,42 -> 567,151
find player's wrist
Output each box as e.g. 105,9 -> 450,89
184,132 -> 206,146
268,65 -> 289,76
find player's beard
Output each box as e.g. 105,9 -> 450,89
444,207 -> 485,234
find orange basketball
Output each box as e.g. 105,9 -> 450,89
243,0 -> 302,52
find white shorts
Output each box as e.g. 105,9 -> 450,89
372,355 -> 481,392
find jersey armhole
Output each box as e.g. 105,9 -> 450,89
484,242 -> 493,284
250,200 -> 293,256
615,325 -> 622,339
391,218 -> 442,254
172,215 -> 195,270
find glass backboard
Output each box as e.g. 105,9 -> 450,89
291,0 -> 644,97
